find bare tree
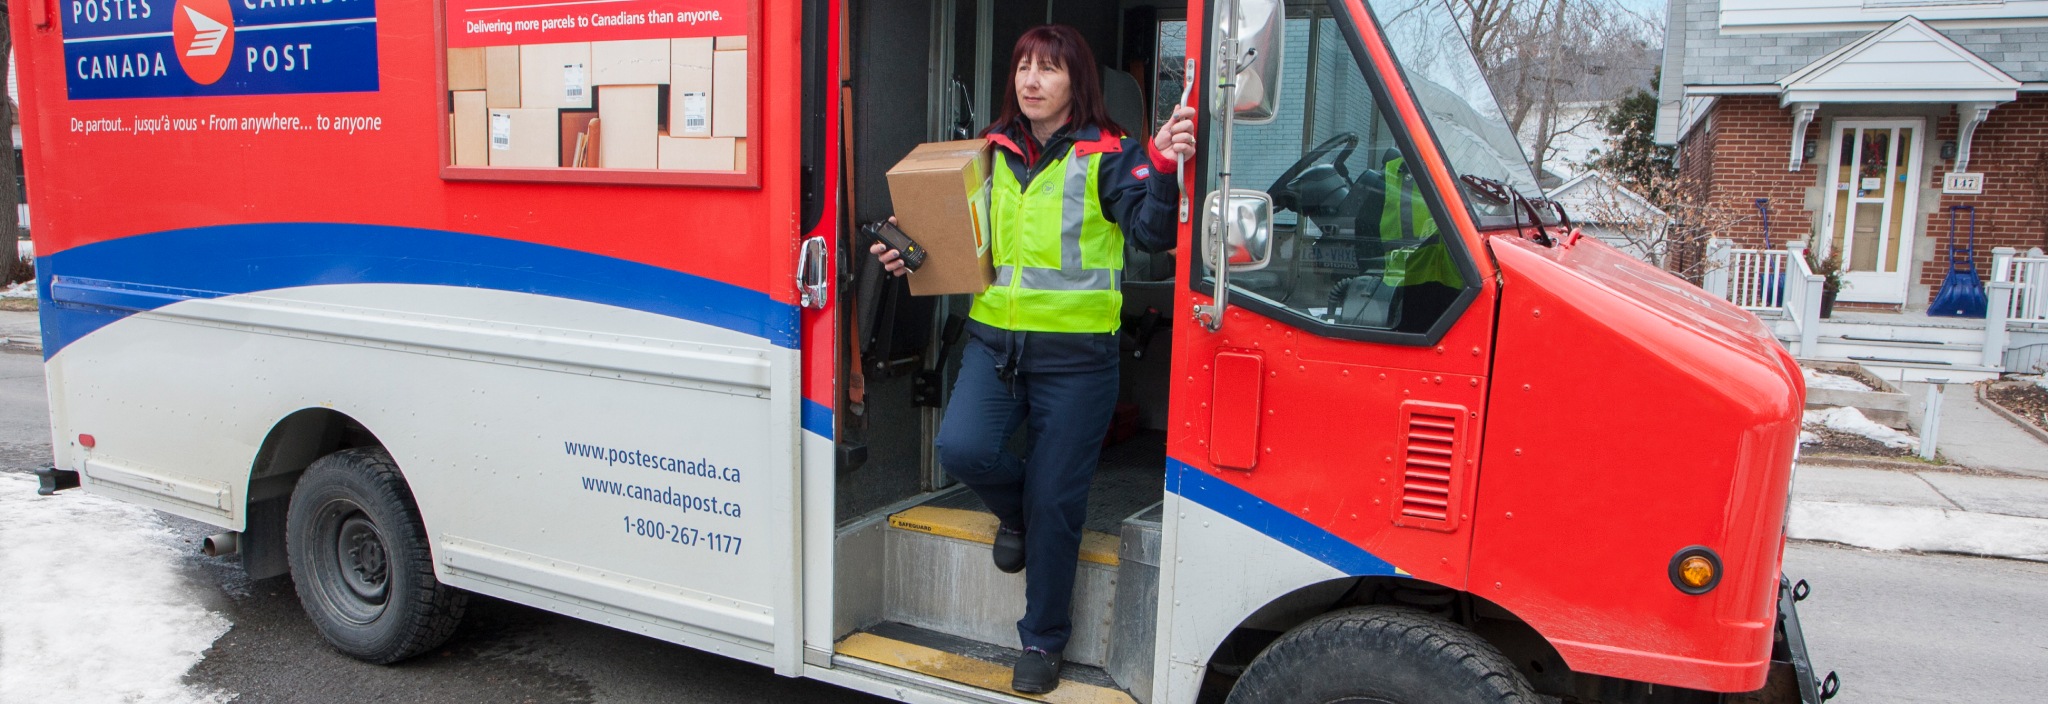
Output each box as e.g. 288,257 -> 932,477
1575,170 -> 1756,283
1449,0 -> 1660,179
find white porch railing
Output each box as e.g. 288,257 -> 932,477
1996,247 -> 2048,324
1705,242 -> 1789,310
1705,238 -> 1822,354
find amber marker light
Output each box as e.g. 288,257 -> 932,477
1669,546 -> 1721,595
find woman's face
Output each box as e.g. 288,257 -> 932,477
1015,53 -> 1072,125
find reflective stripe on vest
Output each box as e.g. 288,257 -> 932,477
969,146 -> 1125,333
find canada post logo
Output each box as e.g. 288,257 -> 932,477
173,0 -> 235,84
63,0 -> 379,100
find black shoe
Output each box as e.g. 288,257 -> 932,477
993,525 -> 1025,574
1011,647 -> 1063,694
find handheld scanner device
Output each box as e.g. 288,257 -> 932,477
866,220 -> 927,272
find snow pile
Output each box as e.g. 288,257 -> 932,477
1798,430 -> 1821,446
0,281 -> 33,299
2016,374 -> 2048,392
1804,406 -> 1920,449
0,474 -> 233,703
1802,367 -> 1872,392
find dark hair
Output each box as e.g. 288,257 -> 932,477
983,25 -> 1124,140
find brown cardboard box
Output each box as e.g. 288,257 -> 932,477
885,140 -> 995,296
560,110 -> 599,167
598,85 -> 660,169
591,39 -> 669,86
519,42 -> 592,109
485,46 -> 521,108
449,47 -> 487,91
657,133 -> 736,171
488,108 -> 560,167
669,38 -> 714,137
452,91 -> 489,166
715,35 -> 747,50
711,49 -> 747,138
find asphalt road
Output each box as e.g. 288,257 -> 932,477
6,348 -> 2046,703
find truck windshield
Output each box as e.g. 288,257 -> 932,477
1365,0 -> 1544,216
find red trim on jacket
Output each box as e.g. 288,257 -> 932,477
1145,139 -> 1177,174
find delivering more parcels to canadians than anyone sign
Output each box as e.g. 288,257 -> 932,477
447,0 -> 747,48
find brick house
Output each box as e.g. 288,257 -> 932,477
1656,2 -> 2048,378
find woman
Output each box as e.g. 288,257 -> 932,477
872,24 -> 1195,694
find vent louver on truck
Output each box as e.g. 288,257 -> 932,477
1394,402 -> 1467,532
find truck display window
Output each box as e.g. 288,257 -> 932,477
438,0 -> 760,187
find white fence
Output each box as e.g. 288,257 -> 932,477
1719,246 -> 1789,310
1996,247 -> 2047,325
1704,239 -> 1822,353
1703,243 -> 2044,370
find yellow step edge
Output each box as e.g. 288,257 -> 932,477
835,632 -> 1137,704
888,505 -> 1121,566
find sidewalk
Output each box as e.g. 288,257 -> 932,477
1791,463 -> 2048,562
0,310 -> 38,352
1920,381 -> 2048,479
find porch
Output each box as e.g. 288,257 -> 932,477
1704,239 -> 2048,382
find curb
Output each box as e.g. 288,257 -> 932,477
0,336 -> 40,353
1976,382 -> 2048,446
1798,454 -> 1945,472
1789,500 -> 2048,563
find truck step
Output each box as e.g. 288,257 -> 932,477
835,622 -> 1136,704
889,505 -> 1122,565
883,502 -> 1123,668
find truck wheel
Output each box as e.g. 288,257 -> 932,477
287,447 -> 467,664
1227,606 -> 1539,704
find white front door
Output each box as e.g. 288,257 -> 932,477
1821,120 -> 1924,304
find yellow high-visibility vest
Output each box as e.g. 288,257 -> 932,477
1377,157 -> 1462,290
969,145 -> 1126,333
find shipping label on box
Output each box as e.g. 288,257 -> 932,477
520,42 -> 593,109
671,38 -> 714,136
886,140 -> 996,296
488,108 -> 561,167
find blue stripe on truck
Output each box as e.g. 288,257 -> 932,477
37,223 -> 800,356
1167,457 -> 1405,577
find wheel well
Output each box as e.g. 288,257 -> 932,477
1202,577 -> 1575,699
240,408 -> 384,579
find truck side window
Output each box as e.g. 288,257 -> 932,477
1213,12 -> 1466,336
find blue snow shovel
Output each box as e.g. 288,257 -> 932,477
1756,198 -> 1785,306
1930,204 -> 1988,318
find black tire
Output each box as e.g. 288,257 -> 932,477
287,447 -> 467,664
1227,606 -> 1539,704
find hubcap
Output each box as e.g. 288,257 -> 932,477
336,515 -> 389,602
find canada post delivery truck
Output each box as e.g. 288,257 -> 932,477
17,0 -> 1833,701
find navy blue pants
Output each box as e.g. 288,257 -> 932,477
936,337 -> 1118,655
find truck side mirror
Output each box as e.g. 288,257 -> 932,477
1213,0 -> 1284,124
1204,189 -> 1274,273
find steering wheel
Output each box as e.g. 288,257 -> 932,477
1266,132 -> 1362,212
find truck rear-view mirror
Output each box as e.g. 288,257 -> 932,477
1213,0 -> 1285,124
1204,189 -> 1274,273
